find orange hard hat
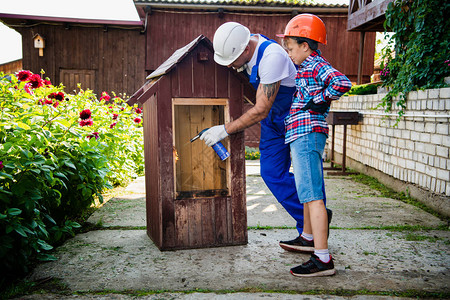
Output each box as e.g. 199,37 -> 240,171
277,13 -> 327,45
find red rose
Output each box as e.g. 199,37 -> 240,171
100,92 -> 111,102
28,74 -> 43,89
87,132 -> 99,140
79,109 -> 92,120
79,118 -> 93,127
17,70 -> 32,81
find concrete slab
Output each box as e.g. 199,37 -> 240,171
29,229 -> 450,293
22,160 -> 449,299
88,176 -> 445,229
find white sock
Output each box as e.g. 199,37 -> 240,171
314,249 -> 331,263
301,232 -> 314,241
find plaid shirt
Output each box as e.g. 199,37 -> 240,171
285,50 -> 352,143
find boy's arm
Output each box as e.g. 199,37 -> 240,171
315,63 -> 352,105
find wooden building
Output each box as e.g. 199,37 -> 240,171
1,0 -> 375,96
128,35 -> 253,250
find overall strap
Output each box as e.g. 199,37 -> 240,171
249,37 -> 276,88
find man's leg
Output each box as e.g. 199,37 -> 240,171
259,121 -> 304,234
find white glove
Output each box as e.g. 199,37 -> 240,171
199,125 -> 228,147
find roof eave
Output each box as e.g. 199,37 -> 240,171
135,3 -> 348,13
0,13 -> 143,26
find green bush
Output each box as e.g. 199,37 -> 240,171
245,146 -> 260,160
380,0 -> 450,122
344,83 -> 381,96
0,71 -> 144,283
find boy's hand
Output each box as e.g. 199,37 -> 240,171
301,99 -> 329,114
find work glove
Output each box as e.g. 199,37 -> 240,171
200,125 -> 228,147
301,99 -> 330,114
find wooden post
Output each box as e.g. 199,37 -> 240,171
357,31 -> 366,85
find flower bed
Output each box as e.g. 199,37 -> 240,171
0,71 -> 144,282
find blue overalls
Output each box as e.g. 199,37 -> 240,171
249,37 -> 326,234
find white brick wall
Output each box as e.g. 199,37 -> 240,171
329,87 -> 450,196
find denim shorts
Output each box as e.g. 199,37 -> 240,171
290,132 -> 327,204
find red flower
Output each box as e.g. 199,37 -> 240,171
38,99 -> 44,105
112,113 -> 118,120
79,118 -> 93,127
28,74 -> 43,89
43,79 -> 52,86
79,109 -> 92,120
135,108 -> 142,114
17,70 -> 32,81
0,161 -> 3,170
53,101 -> 59,108
44,99 -> 53,105
110,122 -> 117,129
100,92 -> 111,102
134,117 -> 141,124
48,92 -> 65,101
87,132 -> 99,140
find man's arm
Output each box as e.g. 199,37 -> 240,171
200,81 -> 281,147
225,81 -> 281,134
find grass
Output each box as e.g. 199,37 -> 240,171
6,286 -> 450,299
349,171 -> 449,222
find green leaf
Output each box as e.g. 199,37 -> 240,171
16,122 -> 31,130
8,208 -> 22,216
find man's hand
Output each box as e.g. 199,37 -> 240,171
199,125 -> 228,147
301,99 -> 330,114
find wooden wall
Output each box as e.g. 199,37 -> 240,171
142,9 -> 376,83
0,59 -> 22,74
15,24 -> 146,97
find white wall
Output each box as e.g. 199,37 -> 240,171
329,87 -> 450,203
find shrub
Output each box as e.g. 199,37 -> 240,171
344,83 -> 381,96
0,71 -> 144,283
380,0 -> 450,123
245,147 -> 260,160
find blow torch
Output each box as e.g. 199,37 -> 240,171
190,128 -> 230,161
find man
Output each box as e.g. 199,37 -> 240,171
200,22 -> 331,249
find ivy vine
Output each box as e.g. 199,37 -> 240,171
380,0 -> 450,123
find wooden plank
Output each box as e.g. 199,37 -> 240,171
144,92 -> 162,248
214,197 -> 229,244
173,98 -> 228,106
175,105 -> 193,192
175,200 -> 189,247
157,76 -> 176,249
200,199 -> 215,245
188,200 -> 202,247
190,105 -> 206,190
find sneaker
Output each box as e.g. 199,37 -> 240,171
290,254 -> 336,277
279,208 -> 333,252
279,235 -> 314,253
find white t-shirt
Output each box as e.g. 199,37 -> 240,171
244,34 -> 296,88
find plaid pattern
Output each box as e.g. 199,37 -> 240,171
285,50 -> 352,143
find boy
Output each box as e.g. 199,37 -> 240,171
277,14 -> 352,277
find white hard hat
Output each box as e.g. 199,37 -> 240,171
213,22 -> 251,66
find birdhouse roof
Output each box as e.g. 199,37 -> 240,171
127,34 -> 254,106
147,35 -> 207,80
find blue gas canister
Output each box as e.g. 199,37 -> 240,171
190,128 -> 230,161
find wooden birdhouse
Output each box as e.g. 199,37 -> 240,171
33,33 -> 45,56
128,35 -> 255,250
